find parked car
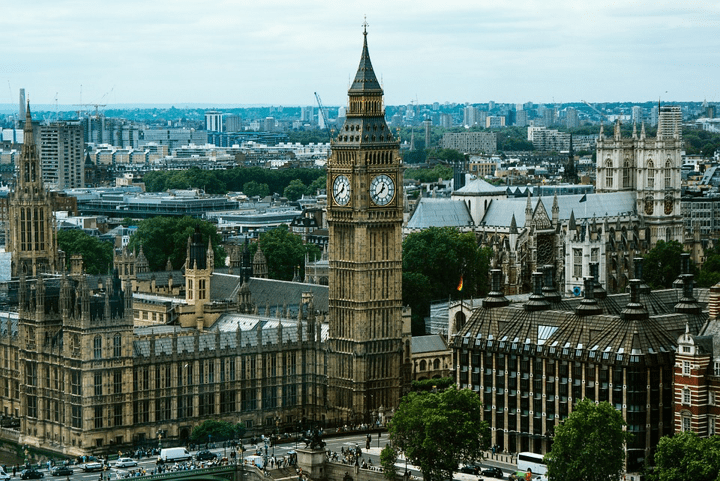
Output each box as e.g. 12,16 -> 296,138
82,462 -> 104,472
481,467 -> 504,478
196,450 -> 218,461
20,470 -> 44,480
50,466 -> 73,476
459,463 -> 481,475
114,458 -> 138,468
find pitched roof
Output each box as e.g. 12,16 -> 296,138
406,198 -> 474,229
411,334 -> 449,354
481,191 -> 636,228
454,178 -> 507,195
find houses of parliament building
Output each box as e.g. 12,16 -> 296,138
0,30 -> 411,456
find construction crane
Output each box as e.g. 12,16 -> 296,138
314,92 -> 332,142
73,103 -> 107,119
581,100 -> 610,123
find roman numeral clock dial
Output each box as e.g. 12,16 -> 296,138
369,174 -> 395,206
332,175 -> 351,206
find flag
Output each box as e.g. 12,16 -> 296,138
457,276 -> 464,292
579,194 -> 587,203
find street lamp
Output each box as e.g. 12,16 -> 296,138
157,429 -> 165,450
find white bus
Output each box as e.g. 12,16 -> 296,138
517,452 -> 547,480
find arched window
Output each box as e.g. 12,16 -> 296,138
665,160 -> 672,189
623,158 -> 631,189
433,359 -> 440,370
94,336 -> 102,360
666,227 -> 672,242
646,160 -> 654,189
113,334 -> 122,358
605,159 -> 613,188
420,360 -> 427,371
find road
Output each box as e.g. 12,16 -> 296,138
15,436 -> 515,481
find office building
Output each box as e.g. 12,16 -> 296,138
205,111 -> 223,132
38,122 -> 85,190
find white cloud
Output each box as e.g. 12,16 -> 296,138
1,0 -> 718,105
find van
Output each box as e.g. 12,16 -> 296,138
158,447 -> 192,463
245,455 -> 264,469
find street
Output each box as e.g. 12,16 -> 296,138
14,435 -> 514,481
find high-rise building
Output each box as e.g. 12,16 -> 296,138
515,110 -> 528,127
19,89 -> 25,119
204,110 -> 223,132
566,108 -> 579,129
326,27 -> 410,421
301,106 -> 314,123
38,122 -> 85,189
423,119 -> 432,148
6,104 -> 59,277
224,114 -> 242,132
658,105 -> 682,140
632,106 -> 644,125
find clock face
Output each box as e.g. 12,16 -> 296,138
370,174 -> 395,206
333,175 -> 351,206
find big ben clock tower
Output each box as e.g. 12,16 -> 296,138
327,25 -> 405,421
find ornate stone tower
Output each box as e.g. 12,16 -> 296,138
184,226 -> 213,329
327,26 -> 405,421
7,103 -> 59,277
595,112 -> 683,245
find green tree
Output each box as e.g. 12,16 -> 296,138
698,243 -> 720,287
306,175 -> 326,196
127,217 -> 225,272
403,227 -> 492,335
284,179 -> 307,201
57,229 -> 114,275
643,240 -> 689,289
649,431 -> 720,481
243,180 -> 270,198
545,399 -> 631,481
380,445 -> 399,481
190,419 -> 244,443
389,387 -> 489,481
250,225 -> 321,281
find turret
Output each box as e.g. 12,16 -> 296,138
575,277 -> 603,316
524,272 -> 550,312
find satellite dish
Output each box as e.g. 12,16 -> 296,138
573,286 -> 582,297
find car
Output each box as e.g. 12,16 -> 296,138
82,462 -> 104,472
481,467 -> 504,478
20,470 -> 44,480
459,463 -> 481,475
50,466 -> 73,477
114,458 -> 138,468
196,450 -> 218,461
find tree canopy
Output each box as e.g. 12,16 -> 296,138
649,431 -> 720,481
403,227 -> 492,335
190,419 -> 246,444
697,243 -> 720,288
389,387 -> 489,481
57,229 -> 114,275
545,399 -> 631,481
248,225 -> 321,281
405,164 -> 454,183
643,240 -> 692,289
142,166 -> 324,197
127,217 -> 225,272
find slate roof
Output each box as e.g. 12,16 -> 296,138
406,198 -> 474,229
132,314 -> 328,358
482,191 -> 637,228
411,334 -> 449,354
247,278 -> 328,314
454,287 -> 709,365
454,178 -> 507,195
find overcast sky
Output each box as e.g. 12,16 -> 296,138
1,0 -> 719,109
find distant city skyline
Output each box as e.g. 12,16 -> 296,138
2,1 -> 719,108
